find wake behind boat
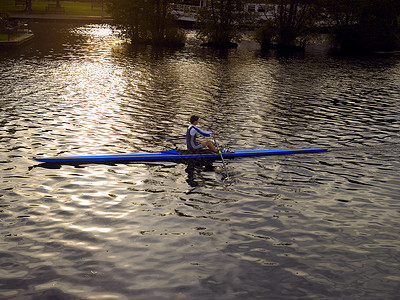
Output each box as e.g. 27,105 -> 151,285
33,148 -> 329,164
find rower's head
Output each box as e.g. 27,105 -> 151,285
190,115 -> 199,125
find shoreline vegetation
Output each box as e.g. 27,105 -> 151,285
1,0 -> 400,54
104,0 -> 400,53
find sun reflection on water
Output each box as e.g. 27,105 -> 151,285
69,225 -> 111,233
46,24 -> 138,154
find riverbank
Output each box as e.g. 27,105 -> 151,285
0,0 -> 109,15
0,13 -> 113,49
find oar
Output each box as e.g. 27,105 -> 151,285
212,135 -> 229,179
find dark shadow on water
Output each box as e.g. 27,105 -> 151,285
185,160 -> 215,187
31,160 -> 180,170
258,44 -> 306,60
122,42 -> 185,61
30,159 -> 218,187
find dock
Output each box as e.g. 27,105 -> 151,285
0,32 -> 34,48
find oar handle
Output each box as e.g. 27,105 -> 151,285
212,135 -> 221,151
212,135 -> 229,178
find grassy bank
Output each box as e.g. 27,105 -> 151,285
0,32 -> 24,41
0,0 -> 109,16
0,33 -> 11,41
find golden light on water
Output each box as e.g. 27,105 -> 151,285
47,25 -> 137,154
69,225 -> 111,233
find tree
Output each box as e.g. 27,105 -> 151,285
0,14 -> 8,32
256,0 -> 320,50
106,0 -> 185,46
197,0 -> 249,48
26,0 -> 32,13
321,0 -> 400,53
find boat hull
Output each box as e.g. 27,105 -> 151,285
33,148 -> 329,164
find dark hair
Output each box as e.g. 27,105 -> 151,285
190,115 -> 199,124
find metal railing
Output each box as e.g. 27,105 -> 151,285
3,20 -> 30,41
170,4 -> 200,20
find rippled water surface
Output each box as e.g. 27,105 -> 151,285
1,23 -> 400,299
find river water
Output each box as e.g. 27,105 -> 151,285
1,22 -> 400,299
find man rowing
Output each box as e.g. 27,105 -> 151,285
186,115 -> 219,153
